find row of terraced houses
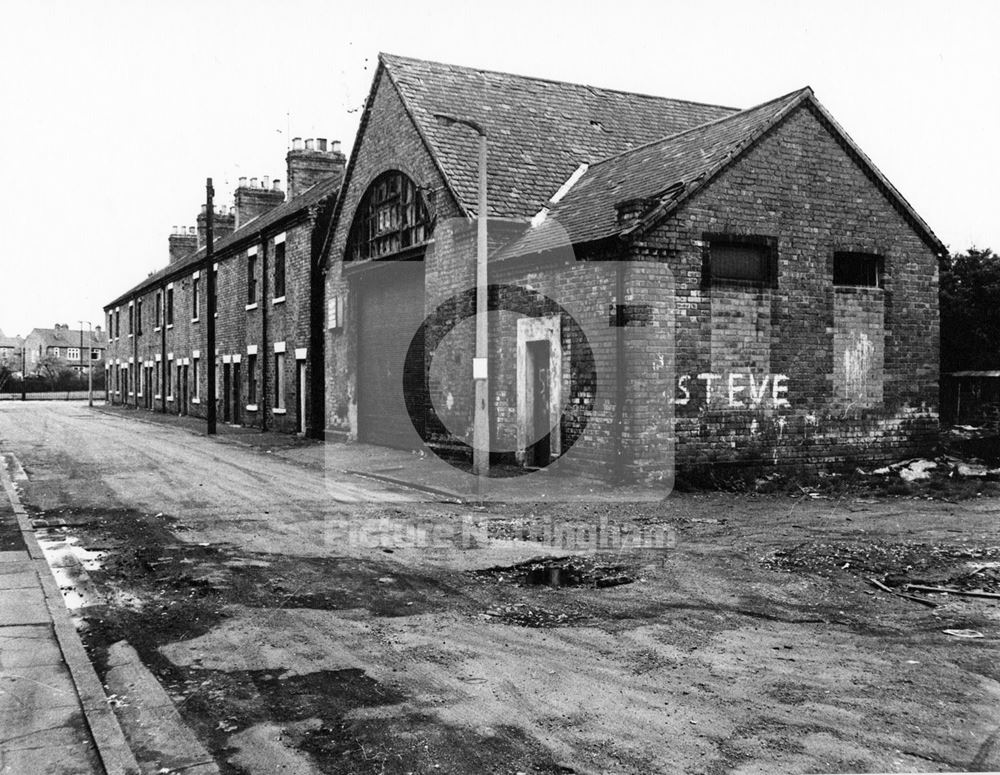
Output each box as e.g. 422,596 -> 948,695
104,54 -> 944,481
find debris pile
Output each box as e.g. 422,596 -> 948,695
471,555 -> 636,589
764,541 -> 1000,610
860,456 -> 1000,481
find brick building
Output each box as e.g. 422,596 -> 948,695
323,54 -> 943,480
103,139 -> 345,435
22,325 -> 106,373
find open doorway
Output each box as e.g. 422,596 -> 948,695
296,358 -> 307,435
516,316 -> 561,468
222,363 -> 231,423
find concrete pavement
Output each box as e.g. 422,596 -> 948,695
93,403 -> 665,503
0,454 -> 139,775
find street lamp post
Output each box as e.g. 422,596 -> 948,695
434,113 -> 490,485
79,320 -> 93,407
78,320 -> 94,406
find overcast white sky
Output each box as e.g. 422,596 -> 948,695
0,0 -> 996,337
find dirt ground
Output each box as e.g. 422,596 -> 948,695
2,403 -> 1000,774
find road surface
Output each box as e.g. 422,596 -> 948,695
1,401 -> 999,774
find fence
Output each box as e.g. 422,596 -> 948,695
0,390 -> 99,401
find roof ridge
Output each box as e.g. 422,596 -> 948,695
379,52 -> 740,113
585,86 -> 813,171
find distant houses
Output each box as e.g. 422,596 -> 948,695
21,325 -> 107,374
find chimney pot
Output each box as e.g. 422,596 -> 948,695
332,140 -> 342,153
292,137 -> 303,150
239,176 -> 247,188
305,138 -> 315,151
250,177 -> 258,188
272,178 -> 282,191
201,204 -> 207,214
262,175 -> 270,189
317,138 -> 327,152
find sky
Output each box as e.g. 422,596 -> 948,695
0,0 -> 996,337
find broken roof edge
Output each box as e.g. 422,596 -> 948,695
619,88 -> 814,240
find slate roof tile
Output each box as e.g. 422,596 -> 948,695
501,88 -> 811,257
381,53 -> 737,220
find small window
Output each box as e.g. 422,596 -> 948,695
68,348 -> 80,361
192,276 -> 200,319
166,287 -> 174,326
155,292 -> 162,328
274,241 -> 286,299
834,251 -> 883,288
704,235 -> 777,287
115,310 -> 121,338
167,359 -> 173,398
192,358 -> 199,399
247,252 -> 257,304
128,305 -> 134,334
52,347 -> 60,359
136,299 -> 143,335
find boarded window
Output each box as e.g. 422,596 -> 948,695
834,252 -> 883,287
704,235 -> 777,286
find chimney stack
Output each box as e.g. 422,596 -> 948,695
169,225 -> 198,264
197,205 -> 235,249
234,175 -> 284,229
286,136 -> 347,199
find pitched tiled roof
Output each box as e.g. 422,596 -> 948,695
501,86 -> 946,259
106,175 -> 341,309
0,332 -> 22,348
28,328 -> 107,350
381,53 -> 738,220
502,88 -> 811,258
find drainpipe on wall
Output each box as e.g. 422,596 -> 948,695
132,301 -> 139,409
160,288 -> 168,413
260,238 -> 268,432
613,261 -> 627,483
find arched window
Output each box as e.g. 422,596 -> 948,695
346,171 -> 431,261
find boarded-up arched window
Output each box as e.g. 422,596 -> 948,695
346,171 -> 431,261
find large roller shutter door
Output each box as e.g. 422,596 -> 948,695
357,261 -> 425,448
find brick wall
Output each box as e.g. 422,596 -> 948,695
322,83 -> 938,479
632,101 -> 938,476
105,207 -> 330,436
324,66 -> 465,439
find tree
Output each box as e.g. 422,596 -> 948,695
0,355 -> 13,393
35,354 -> 75,391
939,247 -> 1000,373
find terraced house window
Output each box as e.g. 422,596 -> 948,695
166,287 -> 174,326
247,250 -> 258,304
347,171 -> 431,261
192,276 -> 200,319
136,299 -> 143,335
155,292 -> 162,329
273,238 -> 286,299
